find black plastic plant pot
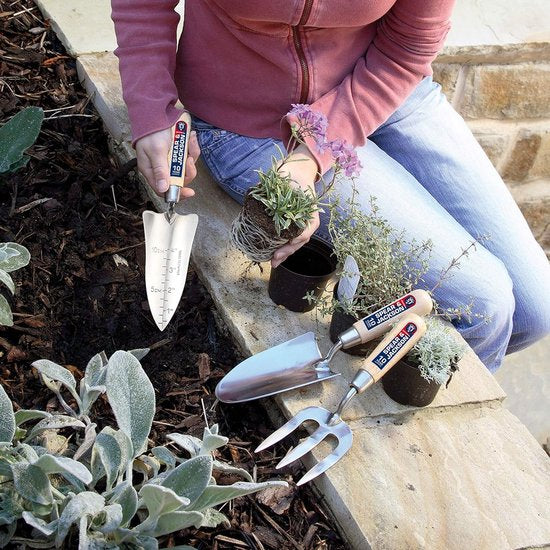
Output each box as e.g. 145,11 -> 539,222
329,284 -> 379,356
381,358 -> 441,407
268,236 -> 337,313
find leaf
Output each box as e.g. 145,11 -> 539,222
106,351 -> 155,457
0,243 -> 31,273
73,422 -> 97,461
55,492 -> 105,547
161,455 -> 213,504
24,415 -> 85,443
199,507 -> 230,528
34,454 -> 92,485
80,383 -> 106,415
0,269 -> 14,295
166,433 -> 201,457
83,353 -> 107,389
0,295 -> 13,327
91,428 -> 122,489
0,107 -> 44,173
21,511 -> 58,536
151,446 -> 177,470
140,485 -> 190,517
188,480 -> 288,512
10,462 -> 52,505
212,460 -> 253,482
32,359 -> 76,390
200,424 -> 228,454
128,348 -> 150,361
151,510 -> 203,537
0,384 -> 15,443
14,409 -> 51,426
91,503 -> 123,534
106,481 -> 137,527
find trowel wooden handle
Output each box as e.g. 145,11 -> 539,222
165,111 -> 192,204
350,290 -> 432,345
351,313 -> 426,391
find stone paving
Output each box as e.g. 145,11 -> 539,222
35,1 -> 550,548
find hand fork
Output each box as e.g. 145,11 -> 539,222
255,313 -> 427,485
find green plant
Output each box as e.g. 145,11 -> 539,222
0,349 -> 285,549
407,316 -> 467,384
0,107 -> 44,175
249,164 -> 319,235
316,191 -> 432,318
0,242 -> 30,327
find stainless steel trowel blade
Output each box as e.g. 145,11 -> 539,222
215,332 -> 341,403
143,210 -> 198,331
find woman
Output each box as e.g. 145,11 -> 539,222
111,0 -> 550,371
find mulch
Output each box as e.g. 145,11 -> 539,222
0,2 -> 346,549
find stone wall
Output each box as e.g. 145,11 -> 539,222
433,53 -> 550,255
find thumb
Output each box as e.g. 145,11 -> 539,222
147,151 -> 170,193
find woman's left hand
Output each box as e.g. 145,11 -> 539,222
271,144 -> 320,268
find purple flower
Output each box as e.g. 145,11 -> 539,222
287,104 -> 328,145
328,138 -> 362,177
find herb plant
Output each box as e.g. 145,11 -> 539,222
0,242 -> 30,327
0,349 -> 285,549
407,316 -> 467,384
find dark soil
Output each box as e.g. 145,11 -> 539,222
243,191 -> 302,241
0,3 -> 346,549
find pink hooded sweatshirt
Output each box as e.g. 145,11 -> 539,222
111,0 -> 455,174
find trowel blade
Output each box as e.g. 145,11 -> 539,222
215,332 -> 341,403
143,210 -> 198,331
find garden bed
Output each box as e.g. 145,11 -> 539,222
0,3 -> 345,548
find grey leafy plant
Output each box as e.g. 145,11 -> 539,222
0,242 -> 30,327
407,316 -> 467,384
0,349 -> 285,549
0,106 -> 44,175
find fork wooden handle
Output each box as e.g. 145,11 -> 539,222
351,313 -> 427,393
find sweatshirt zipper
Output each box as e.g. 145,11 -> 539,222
292,0 -> 313,103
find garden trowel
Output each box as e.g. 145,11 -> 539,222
215,289 -> 433,402
143,112 -> 198,331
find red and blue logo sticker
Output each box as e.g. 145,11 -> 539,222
169,121 -> 188,178
363,294 -> 417,330
372,321 -> 418,370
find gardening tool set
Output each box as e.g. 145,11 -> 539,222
215,289 -> 433,484
143,112 -> 198,331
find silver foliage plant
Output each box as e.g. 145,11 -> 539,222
0,242 -> 30,327
0,349 -> 286,549
408,316 -> 467,385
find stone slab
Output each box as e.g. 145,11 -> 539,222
35,0 -> 117,56
305,407 -> 550,549
497,335 -> 550,444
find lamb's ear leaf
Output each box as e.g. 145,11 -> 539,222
0,269 -> 14,294
128,348 -> 150,361
73,422 -> 97,461
0,243 -> 30,273
188,480 -> 288,512
151,446 -> 177,470
0,295 -> 13,327
14,409 -> 51,426
82,352 -> 107,393
91,427 -> 122,488
24,415 -> 85,443
21,511 -> 58,536
166,433 -> 201,457
91,503 -> 123,534
161,455 -> 213,504
55,492 -> 105,547
139,484 -> 190,517
0,384 -> 15,443
151,511 -> 204,537
212,460 -> 253,482
106,351 -> 154,458
106,481 -> 138,527
199,507 -> 230,528
32,359 -> 76,390
200,425 -> 228,455
34,454 -> 92,485
10,462 -> 53,505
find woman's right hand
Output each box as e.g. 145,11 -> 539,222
135,126 -> 201,198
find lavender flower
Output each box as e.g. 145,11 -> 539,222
288,103 -> 328,146
328,138 -> 362,177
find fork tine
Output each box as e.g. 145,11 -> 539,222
296,434 -> 353,486
255,407 -> 320,453
276,426 -> 330,469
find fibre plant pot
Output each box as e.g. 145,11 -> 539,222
329,284 -> 381,356
268,236 -> 337,313
381,358 -> 441,407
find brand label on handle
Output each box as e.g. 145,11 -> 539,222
170,121 -> 188,177
372,321 -> 418,370
363,294 -> 417,330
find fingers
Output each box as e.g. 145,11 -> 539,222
271,214 -> 320,269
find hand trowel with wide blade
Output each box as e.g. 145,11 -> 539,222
143,112 -> 198,331
215,289 -> 433,402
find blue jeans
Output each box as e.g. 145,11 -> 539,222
192,77 -> 550,372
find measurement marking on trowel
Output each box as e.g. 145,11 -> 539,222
158,249 -> 183,328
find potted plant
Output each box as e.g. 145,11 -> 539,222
231,104 -> 361,311
381,315 -> 467,406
